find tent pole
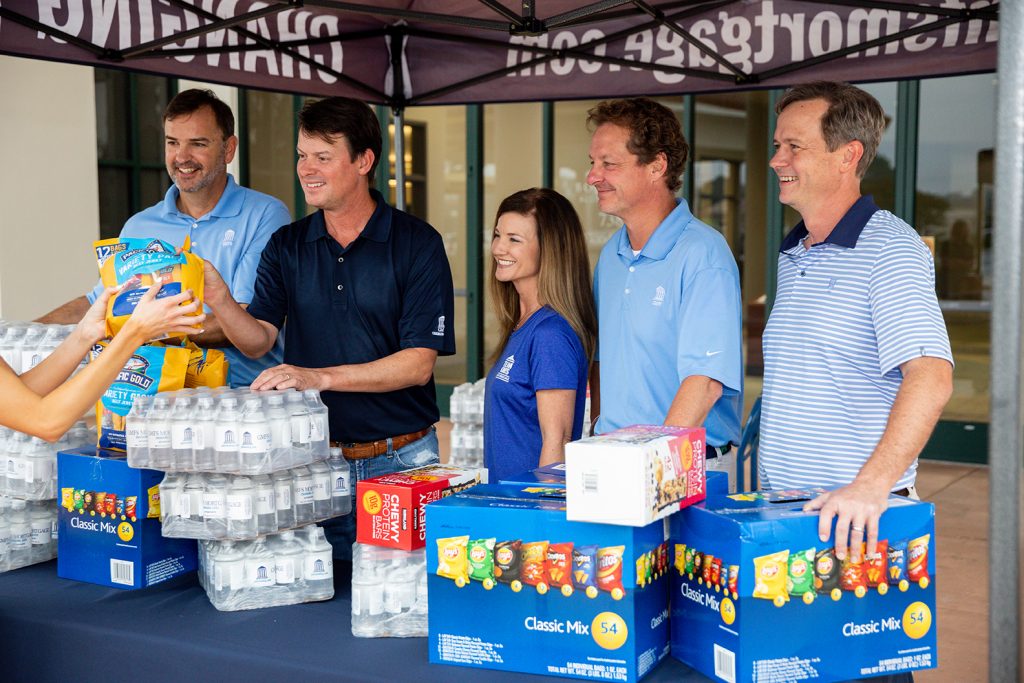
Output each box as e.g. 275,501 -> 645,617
392,107 -> 406,211
990,0 -> 1023,679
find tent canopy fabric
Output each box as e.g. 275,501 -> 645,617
0,0 -> 999,107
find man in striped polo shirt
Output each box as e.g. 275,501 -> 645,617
761,81 -> 953,569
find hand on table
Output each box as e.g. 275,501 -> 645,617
251,364 -> 324,392
803,478 -> 891,562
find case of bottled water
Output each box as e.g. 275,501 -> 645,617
0,421 -> 94,500
0,322 -> 79,376
126,387 -> 330,475
0,497 -> 58,573
198,524 -> 334,611
159,450 -> 351,541
447,380 -> 484,469
351,542 -> 427,638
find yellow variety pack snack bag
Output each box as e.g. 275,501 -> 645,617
94,237 -> 204,340
91,341 -> 189,450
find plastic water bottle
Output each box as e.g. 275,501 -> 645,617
309,461 -> 332,520
0,325 -> 29,372
12,324 -> 45,375
148,395 -> 173,468
23,438 -> 51,500
29,502 -> 51,562
125,395 -> 153,468
292,466 -> 315,525
213,541 -> 245,608
272,470 -> 295,529
328,448 -> 352,516
273,529 -> 304,590
302,526 -> 334,601
245,537 -> 276,596
214,396 -> 241,472
286,392 -> 312,465
226,476 -> 256,539
7,501 -> 30,569
0,429 -> 11,494
6,432 -> 29,498
0,514 -> 10,571
265,394 -> 292,471
303,390 -> 330,460
239,398 -> 272,474
253,474 -> 277,535
170,396 -> 195,470
203,474 -> 228,539
181,474 -> 205,534
192,396 -> 217,472
352,567 -> 385,636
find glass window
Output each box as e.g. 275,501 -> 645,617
97,167 -> 131,238
917,73 -> 996,423
859,82 -> 898,214
135,75 -> 172,165
245,90 -> 298,218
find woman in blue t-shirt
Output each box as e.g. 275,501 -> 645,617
483,188 -> 597,482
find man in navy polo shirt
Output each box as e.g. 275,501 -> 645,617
38,89 -> 289,387
762,81 -> 953,580
586,98 -> 743,484
203,97 -> 455,551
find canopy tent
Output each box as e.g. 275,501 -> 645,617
0,1 -> 1017,680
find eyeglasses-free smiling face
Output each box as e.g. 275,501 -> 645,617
587,122 -> 664,222
491,211 -> 541,291
296,130 -> 374,212
164,105 -> 236,196
770,98 -> 849,217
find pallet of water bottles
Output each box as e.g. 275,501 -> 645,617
198,524 -> 335,611
159,448 -> 352,541
125,386 -> 330,475
0,420 -> 96,500
0,497 -> 59,573
351,542 -> 428,638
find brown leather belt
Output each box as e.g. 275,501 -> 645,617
330,428 -> 431,460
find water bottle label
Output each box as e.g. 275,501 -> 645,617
270,419 -> 292,448
125,423 -> 148,448
198,423 -> 216,450
303,550 -> 333,580
246,558 -> 275,587
239,427 -> 271,453
202,494 -> 226,519
230,562 -> 246,590
291,415 -> 312,444
9,532 -> 29,550
148,426 -> 172,449
7,457 -> 25,480
24,459 -> 44,483
173,492 -> 190,517
31,524 -> 49,545
226,494 -> 253,521
312,474 -> 331,501
274,559 -> 296,584
275,484 -> 292,510
352,583 -> 384,616
332,469 -> 351,497
6,457 -> 17,476
215,425 -> 239,451
310,415 -> 327,442
171,423 -> 194,449
295,483 -> 315,505
214,564 -> 226,591
50,520 -> 58,541
255,491 -> 275,515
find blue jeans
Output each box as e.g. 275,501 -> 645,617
323,428 -> 440,559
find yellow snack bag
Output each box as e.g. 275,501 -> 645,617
752,549 -> 790,605
92,341 -> 190,450
61,487 -> 74,511
674,543 -> 687,575
437,535 -> 470,585
160,338 -> 229,388
94,237 -> 204,339
146,486 -> 160,519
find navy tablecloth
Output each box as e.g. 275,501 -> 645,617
0,561 -> 710,683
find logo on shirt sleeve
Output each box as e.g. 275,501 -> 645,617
496,354 -> 515,383
432,315 -> 446,336
651,285 -> 666,307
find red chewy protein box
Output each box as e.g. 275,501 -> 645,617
356,464 -> 487,550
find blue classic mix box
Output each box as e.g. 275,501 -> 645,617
427,484 -> 671,682
57,446 -> 197,589
669,490 -> 936,682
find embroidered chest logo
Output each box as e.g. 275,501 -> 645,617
651,285 -> 666,307
432,315 -> 446,336
221,229 -> 235,247
496,354 -> 515,383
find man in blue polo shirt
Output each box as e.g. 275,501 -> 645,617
762,81 -> 953,577
203,97 -> 455,553
38,89 -> 289,387
586,98 -> 743,479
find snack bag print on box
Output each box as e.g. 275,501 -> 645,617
565,425 -> 706,527
427,484 -> 672,682
669,489 -> 937,682
94,237 -> 204,340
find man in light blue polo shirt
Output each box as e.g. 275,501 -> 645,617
39,89 -> 290,386
762,81 -> 953,579
586,98 -> 743,467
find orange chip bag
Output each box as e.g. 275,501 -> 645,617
546,542 -> 574,588
840,556 -> 868,592
520,541 -> 549,586
865,540 -> 889,587
596,545 -> 625,595
907,534 -> 931,583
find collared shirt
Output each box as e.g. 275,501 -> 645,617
593,199 -> 743,447
89,175 -> 291,386
483,306 -> 588,482
760,195 -> 953,491
246,190 -> 456,444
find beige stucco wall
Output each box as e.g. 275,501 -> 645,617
0,56 -> 100,320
